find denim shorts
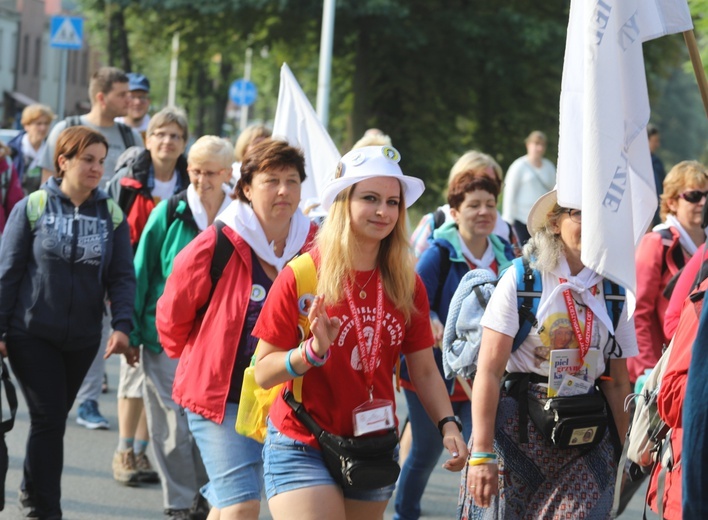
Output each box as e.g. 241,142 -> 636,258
186,403 -> 263,508
263,419 -> 397,502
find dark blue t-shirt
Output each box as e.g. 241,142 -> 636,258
227,250 -> 274,403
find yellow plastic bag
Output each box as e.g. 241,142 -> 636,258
235,365 -> 282,443
235,253 -> 315,442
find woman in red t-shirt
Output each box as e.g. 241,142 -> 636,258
253,145 -> 468,520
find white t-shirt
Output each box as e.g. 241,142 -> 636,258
501,156 -> 556,224
151,174 -> 179,203
480,259 -> 638,379
39,116 -> 144,188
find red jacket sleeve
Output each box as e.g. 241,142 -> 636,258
664,244 -> 707,339
629,232 -> 665,382
156,227 -> 217,358
657,295 -> 699,428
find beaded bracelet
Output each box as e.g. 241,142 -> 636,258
285,349 -> 305,378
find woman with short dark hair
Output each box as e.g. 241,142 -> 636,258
0,126 -> 135,519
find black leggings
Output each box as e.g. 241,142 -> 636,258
7,333 -> 98,519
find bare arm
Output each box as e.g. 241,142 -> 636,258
405,348 -> 469,471
599,358 -> 632,443
254,295 -> 340,389
469,327 -> 513,508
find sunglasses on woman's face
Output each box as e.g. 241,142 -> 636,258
678,189 -> 708,204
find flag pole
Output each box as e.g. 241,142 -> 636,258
683,30 -> 708,119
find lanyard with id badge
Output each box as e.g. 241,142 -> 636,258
344,272 -> 395,437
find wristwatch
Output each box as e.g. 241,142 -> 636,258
437,415 -> 463,437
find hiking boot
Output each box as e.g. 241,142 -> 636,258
112,449 -> 140,486
134,452 -> 160,483
164,508 -> 192,519
76,399 -> 110,430
18,490 -> 39,519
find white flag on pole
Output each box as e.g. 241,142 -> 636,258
273,63 -> 341,208
557,0 -> 692,305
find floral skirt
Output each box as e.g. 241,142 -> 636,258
457,385 -> 617,520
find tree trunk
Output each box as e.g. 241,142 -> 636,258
106,3 -> 131,72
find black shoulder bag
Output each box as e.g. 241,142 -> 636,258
283,390 -> 400,490
0,359 -> 18,510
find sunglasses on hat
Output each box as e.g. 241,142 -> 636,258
679,189 -> 708,203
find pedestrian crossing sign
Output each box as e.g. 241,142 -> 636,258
50,16 -> 84,50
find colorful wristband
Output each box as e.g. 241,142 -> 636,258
285,349 -> 304,378
299,343 -> 314,368
305,338 -> 330,367
469,458 -> 498,466
471,452 -> 497,459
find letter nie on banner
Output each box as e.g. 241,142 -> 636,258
556,0 -> 692,313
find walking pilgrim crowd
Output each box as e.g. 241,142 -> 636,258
0,65 -> 707,520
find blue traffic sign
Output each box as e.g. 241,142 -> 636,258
50,16 -> 84,50
229,79 -> 257,106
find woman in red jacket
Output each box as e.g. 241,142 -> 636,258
646,276 -> 708,518
156,139 -> 317,520
628,161 -> 708,384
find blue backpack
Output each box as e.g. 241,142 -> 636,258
442,257 -> 626,381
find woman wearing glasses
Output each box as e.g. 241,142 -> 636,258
107,107 -> 191,249
130,135 -> 233,517
628,161 -> 708,386
460,189 -> 636,519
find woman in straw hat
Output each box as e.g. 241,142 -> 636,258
253,145 -> 467,519
459,189 -> 637,519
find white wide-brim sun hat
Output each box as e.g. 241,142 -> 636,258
319,145 -> 425,211
526,188 -> 559,236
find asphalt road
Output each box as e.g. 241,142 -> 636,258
0,353 -> 656,519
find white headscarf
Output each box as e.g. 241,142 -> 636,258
186,183 -> 233,231
216,200 -> 311,272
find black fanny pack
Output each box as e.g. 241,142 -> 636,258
284,390 -> 400,490
527,391 -> 608,449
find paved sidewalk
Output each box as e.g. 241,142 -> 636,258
1,354 -> 654,519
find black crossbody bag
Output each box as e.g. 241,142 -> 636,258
283,390 -> 400,490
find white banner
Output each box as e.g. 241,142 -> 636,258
557,0 -> 692,306
272,63 -> 341,208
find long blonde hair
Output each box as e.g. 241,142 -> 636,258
316,183 -> 416,322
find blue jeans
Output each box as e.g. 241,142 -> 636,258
393,389 -> 471,520
186,403 -> 263,508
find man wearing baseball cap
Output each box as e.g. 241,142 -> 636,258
116,73 -> 151,140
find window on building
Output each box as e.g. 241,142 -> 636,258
22,34 -> 29,75
11,31 -> 16,73
34,36 -> 41,77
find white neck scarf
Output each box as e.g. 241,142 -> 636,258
664,214 -> 707,256
458,234 -> 495,271
217,200 -> 311,272
535,257 -> 614,334
187,184 -> 233,231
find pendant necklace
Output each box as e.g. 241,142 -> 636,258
354,269 -> 377,299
